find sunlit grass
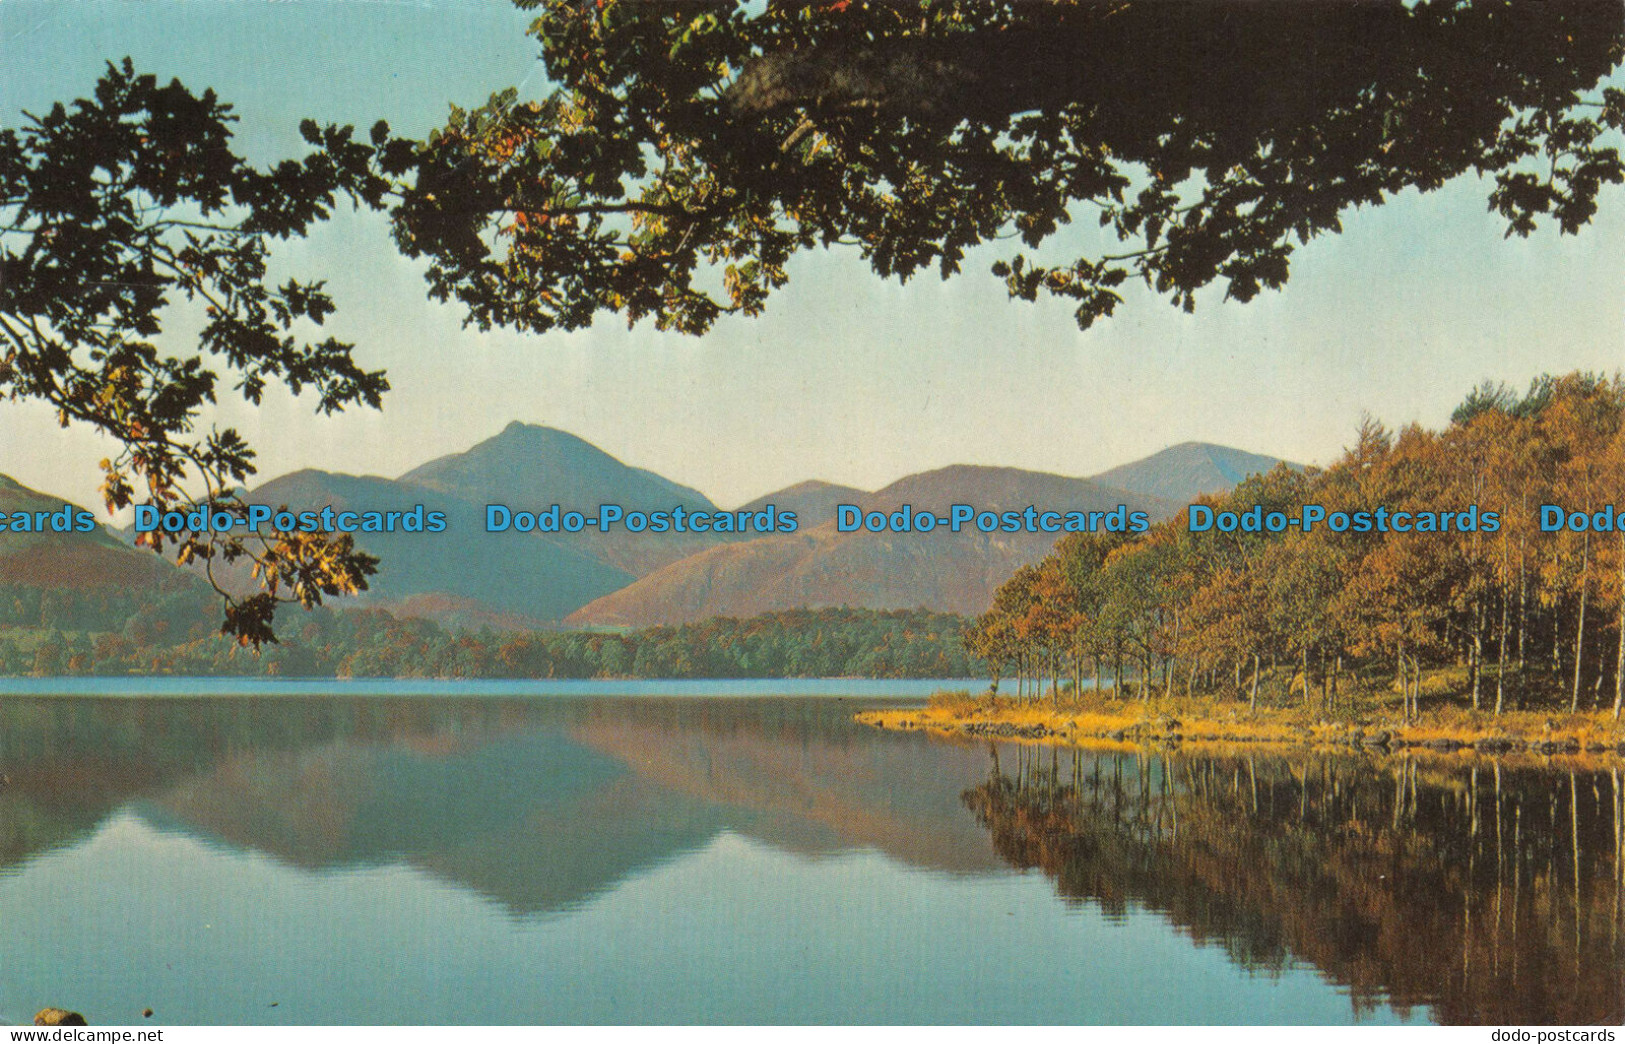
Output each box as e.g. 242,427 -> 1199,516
860,667 -> 1625,766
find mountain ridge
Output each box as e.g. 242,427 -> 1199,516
735,480 -> 868,523
404,422 -> 715,512
1089,441 -> 1298,503
0,473 -> 178,591
0,435 -> 1293,630
567,465 -> 1179,627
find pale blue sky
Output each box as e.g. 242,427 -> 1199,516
2,0 -> 1621,512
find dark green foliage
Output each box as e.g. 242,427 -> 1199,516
0,604 -> 979,679
0,579 -> 210,635
0,61 -> 390,646
382,1 -> 1624,336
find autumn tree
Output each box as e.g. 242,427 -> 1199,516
1183,563 -> 1271,712
1536,375 -> 1625,709
964,614 -> 1007,695
990,564 -> 1043,697
1053,529 -> 1127,695
974,371 -> 1625,721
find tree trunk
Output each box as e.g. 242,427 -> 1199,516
1164,611 -> 1181,700
1398,644 -> 1408,723
1615,529 -> 1624,720
1495,550 -> 1509,717
1471,598 -> 1483,711
1249,651 -> 1260,713
1517,526 -> 1528,673
1573,528 -> 1590,713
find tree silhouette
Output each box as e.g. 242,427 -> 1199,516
1,61 -> 391,644
385,0 -> 1625,336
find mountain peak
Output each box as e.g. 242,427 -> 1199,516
496,419 -> 569,437
1090,442 -> 1297,503
487,421 -> 594,451
736,479 -> 869,521
402,423 -> 715,512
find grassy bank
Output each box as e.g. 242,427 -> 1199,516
857,673 -> 1625,764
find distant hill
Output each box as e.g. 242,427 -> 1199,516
220,424 -> 743,624
568,465 -> 1175,626
405,422 -> 713,512
243,468 -> 632,624
0,473 -> 174,590
3,434 -> 1295,636
403,422 -> 726,576
735,480 -> 868,526
101,424 -> 734,628
1089,442 -> 1297,504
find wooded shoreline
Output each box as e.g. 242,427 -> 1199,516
956,375 -> 1625,738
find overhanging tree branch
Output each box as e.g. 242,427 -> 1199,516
377,0 -> 1625,337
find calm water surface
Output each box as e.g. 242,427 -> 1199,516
0,682 -> 1621,1025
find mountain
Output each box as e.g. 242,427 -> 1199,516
402,422 -> 727,576
90,424 -> 734,628
568,465 -> 1175,627
210,424 -> 737,624
1088,442 -> 1296,504
404,422 -> 713,512
0,473 -> 174,590
861,463 -> 1171,516
242,468 -> 632,624
3,434 -> 1294,635
735,480 -> 868,525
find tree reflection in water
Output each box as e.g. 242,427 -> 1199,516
963,745 -> 1625,1025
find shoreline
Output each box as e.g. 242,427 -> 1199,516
856,693 -> 1625,765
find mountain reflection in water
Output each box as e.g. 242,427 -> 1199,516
963,743 -> 1625,1024
0,696 -> 1004,912
0,692 -> 1620,1024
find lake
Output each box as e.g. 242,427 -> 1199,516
0,681 -> 1620,1025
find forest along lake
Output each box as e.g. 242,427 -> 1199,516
0,682 -> 1621,1025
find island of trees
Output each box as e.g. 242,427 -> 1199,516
956,372 -> 1625,728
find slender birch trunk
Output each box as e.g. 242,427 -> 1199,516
1614,530 -> 1624,720
1573,527 -> 1590,713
